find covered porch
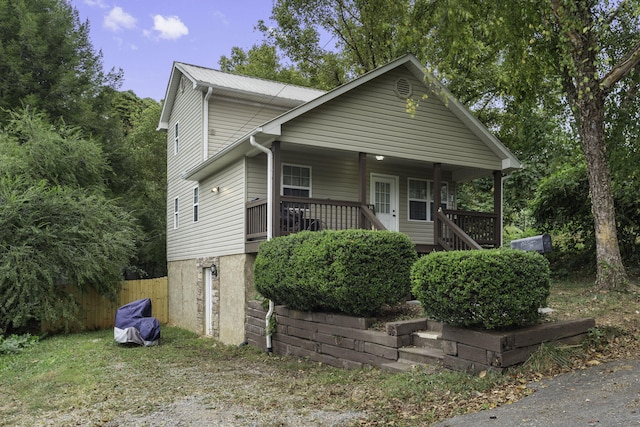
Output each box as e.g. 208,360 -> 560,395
245,143 -> 503,254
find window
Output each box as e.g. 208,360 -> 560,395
173,197 -> 179,229
174,122 -> 179,154
408,179 -> 428,221
407,179 -> 451,221
193,187 -> 199,222
282,164 -> 311,197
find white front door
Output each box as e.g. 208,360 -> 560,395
205,267 -> 213,336
371,174 -> 399,231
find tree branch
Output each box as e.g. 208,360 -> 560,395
601,38 -> 640,91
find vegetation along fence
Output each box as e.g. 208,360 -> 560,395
44,277 -> 168,332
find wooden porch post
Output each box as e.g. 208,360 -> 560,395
493,170 -> 502,247
272,141 -> 281,237
433,163 -> 442,247
359,152 -> 367,227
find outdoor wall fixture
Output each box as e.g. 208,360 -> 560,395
375,155 -> 384,161
210,263 -> 218,278
211,186 -> 220,193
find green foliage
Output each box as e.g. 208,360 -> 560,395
255,230 -> 418,317
0,110 -> 139,333
411,249 -> 550,329
219,44 -> 313,88
0,0 -> 122,132
0,334 -> 38,355
120,100 -> 167,278
531,161 -> 640,274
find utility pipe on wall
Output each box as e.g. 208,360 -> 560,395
249,134 -> 275,353
203,87 -> 213,160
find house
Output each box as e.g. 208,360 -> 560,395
158,54 -> 521,344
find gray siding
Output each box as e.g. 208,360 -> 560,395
169,159 -> 247,260
246,154 -> 267,200
167,80 -> 204,261
208,99 -> 287,157
195,160 -> 247,257
277,67 -> 502,171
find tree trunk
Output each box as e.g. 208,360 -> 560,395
577,96 -> 628,290
551,0 -> 630,290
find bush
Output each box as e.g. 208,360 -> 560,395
254,230 -> 418,317
0,333 -> 38,355
411,249 -> 550,329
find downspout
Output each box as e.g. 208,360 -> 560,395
249,134 -> 275,353
203,87 -> 213,160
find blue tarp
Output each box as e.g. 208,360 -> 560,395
114,298 -> 160,346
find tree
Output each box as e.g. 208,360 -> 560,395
0,0 -> 122,132
0,110 -> 138,333
263,0 -> 640,289
260,0 -> 437,87
219,44 -> 313,87
123,100 -> 168,278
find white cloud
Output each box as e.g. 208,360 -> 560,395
150,15 -> 189,40
104,6 -> 137,31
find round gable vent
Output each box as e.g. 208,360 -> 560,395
395,78 -> 412,99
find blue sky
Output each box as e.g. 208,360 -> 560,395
71,1 -> 276,101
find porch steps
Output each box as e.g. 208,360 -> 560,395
381,322 -> 445,373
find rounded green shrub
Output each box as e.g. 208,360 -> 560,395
410,249 -> 550,329
254,229 -> 418,317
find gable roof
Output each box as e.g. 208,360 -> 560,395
181,54 -> 521,182
158,62 -> 325,129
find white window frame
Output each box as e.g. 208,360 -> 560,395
192,186 -> 199,223
281,163 -> 312,197
173,197 -> 179,229
407,178 -> 429,222
174,122 -> 179,155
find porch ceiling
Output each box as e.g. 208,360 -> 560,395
278,143 -> 498,182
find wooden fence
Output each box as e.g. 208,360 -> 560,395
44,277 -> 168,332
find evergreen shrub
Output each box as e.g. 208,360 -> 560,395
410,249 -> 550,329
254,229 -> 418,317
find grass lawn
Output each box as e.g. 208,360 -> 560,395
1,277 -> 638,426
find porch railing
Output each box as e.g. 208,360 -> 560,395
436,210 -> 483,251
437,209 -> 500,250
246,196 -> 385,241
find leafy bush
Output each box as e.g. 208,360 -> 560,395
0,333 -> 38,355
411,249 -> 550,329
254,230 -> 418,317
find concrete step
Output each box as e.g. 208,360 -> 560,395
398,346 -> 444,365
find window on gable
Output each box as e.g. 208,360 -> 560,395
408,179 -> 428,221
174,197 -> 179,229
174,122 -> 179,154
193,187 -> 199,222
282,164 -> 311,197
